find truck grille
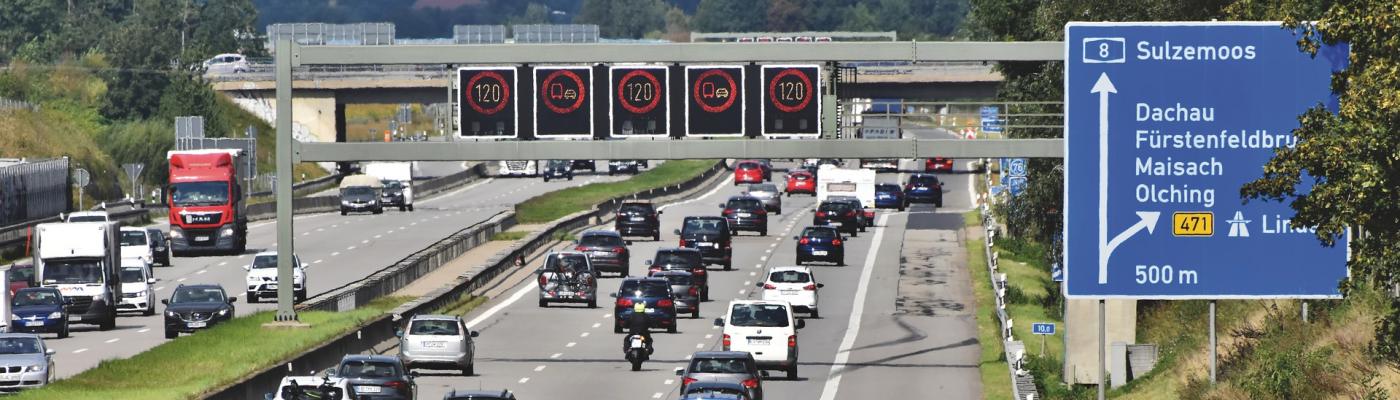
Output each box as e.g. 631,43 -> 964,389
182,212 -> 222,225
67,296 -> 93,314
505,161 -> 529,170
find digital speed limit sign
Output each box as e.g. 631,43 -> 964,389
457,67 -> 518,138
534,66 -> 594,138
609,66 -> 668,137
685,65 -> 745,137
761,65 -> 821,137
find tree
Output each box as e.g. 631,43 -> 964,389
694,0 -> 769,33
767,0 -> 808,32
516,3 -> 553,24
837,3 -> 878,32
577,0 -> 665,38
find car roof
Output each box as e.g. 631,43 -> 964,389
910,173 -> 939,179
409,314 -> 461,322
15,287 -> 58,294
685,380 -> 749,390
726,195 -> 760,201
176,284 -> 222,290
652,270 -> 694,277
119,226 -> 146,232
581,230 -> 622,238
769,265 -> 811,273
728,299 -> 787,306
341,354 -> 399,363
685,216 -> 725,221
803,225 -> 838,231
620,200 -> 654,204
657,247 -> 701,254
691,351 -> 753,359
0,333 -> 42,340
445,389 -> 515,399
623,277 -> 670,283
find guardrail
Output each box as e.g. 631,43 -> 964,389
245,163 -> 485,221
204,160 -> 726,399
248,172 -> 344,198
0,207 -> 153,253
980,163 -> 1040,400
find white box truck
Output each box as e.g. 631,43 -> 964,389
33,222 -> 121,330
816,165 -> 876,209
364,162 -> 414,211
498,160 -> 538,177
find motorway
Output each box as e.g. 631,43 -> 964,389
47,163 -> 641,378
394,128 -> 984,399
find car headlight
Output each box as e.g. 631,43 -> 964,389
368,200 -> 378,205
132,291 -> 147,298
216,309 -> 230,317
24,365 -> 42,372
165,310 -> 179,318
47,312 -> 62,319
341,200 -> 351,206
169,228 -> 184,239
219,226 -> 235,237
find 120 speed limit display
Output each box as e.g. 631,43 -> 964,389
761,65 -> 821,137
457,67 -> 517,138
534,66 -> 594,137
610,66 -> 668,137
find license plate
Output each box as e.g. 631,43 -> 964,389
68,315 -> 82,322
737,213 -> 751,217
592,251 -> 611,257
630,217 -> 645,221
195,236 -> 210,242
24,321 -> 43,327
811,250 -> 828,256
645,308 -> 656,313
266,284 -> 277,290
423,341 -> 445,348
781,290 -> 799,295
187,321 -> 207,328
697,242 -> 713,247
829,222 -> 842,227
356,385 -> 383,394
749,339 -> 771,346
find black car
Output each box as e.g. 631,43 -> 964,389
571,159 -> 596,172
331,354 -> 416,400
574,230 -> 631,276
719,196 -> 768,236
444,389 -> 517,400
381,181 -> 412,211
904,173 -> 944,207
10,288 -> 70,338
543,160 -> 574,182
615,201 -> 662,241
612,277 -> 678,333
677,216 -> 733,270
609,160 -> 642,175
647,248 -> 708,301
146,228 -> 171,267
828,196 -> 870,231
162,284 -> 236,339
814,200 -> 860,236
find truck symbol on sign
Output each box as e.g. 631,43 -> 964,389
549,84 -> 578,100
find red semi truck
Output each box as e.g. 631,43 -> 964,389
166,149 -> 248,255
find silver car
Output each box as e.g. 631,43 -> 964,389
0,334 -> 55,391
677,351 -> 764,400
745,184 -> 782,214
398,314 -> 478,376
537,252 -> 599,308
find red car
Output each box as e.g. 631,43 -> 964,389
734,160 -> 766,185
7,264 -> 33,296
785,171 -> 816,196
926,157 -> 954,172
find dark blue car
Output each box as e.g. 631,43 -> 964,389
10,287 -> 70,338
904,173 -> 944,207
874,183 -> 906,211
794,226 -> 845,266
612,277 -> 678,334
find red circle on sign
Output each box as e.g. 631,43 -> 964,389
540,69 -> 587,115
617,69 -> 663,114
692,69 -> 738,113
768,68 -> 814,113
465,71 -> 511,116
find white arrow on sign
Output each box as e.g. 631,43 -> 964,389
1092,72 -> 1161,284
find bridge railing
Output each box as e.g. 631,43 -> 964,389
204,63 -> 452,82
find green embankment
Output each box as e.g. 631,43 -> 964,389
515,160 -> 719,224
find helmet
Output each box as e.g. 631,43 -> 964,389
633,302 -> 646,313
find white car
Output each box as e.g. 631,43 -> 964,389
716,299 -> 805,379
203,53 -> 249,75
63,210 -> 110,223
265,375 -> 351,400
118,260 -> 156,316
118,226 -> 155,272
759,266 -> 822,318
244,251 -> 307,303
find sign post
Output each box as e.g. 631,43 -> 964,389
73,168 -> 90,210
1031,322 -> 1056,356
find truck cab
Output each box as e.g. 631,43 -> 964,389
33,222 -> 121,330
167,149 -> 248,255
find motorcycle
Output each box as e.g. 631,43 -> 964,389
626,334 -> 649,371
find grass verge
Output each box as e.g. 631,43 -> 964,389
14,296 -> 409,400
490,231 -> 529,241
965,211 -> 1012,400
515,160 -> 719,224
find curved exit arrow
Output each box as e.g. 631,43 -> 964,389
1101,211 -> 1162,283
1091,73 -> 1161,284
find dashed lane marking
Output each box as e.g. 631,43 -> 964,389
550,353 -> 562,359
566,342 -> 577,348
138,328 -> 150,333
105,338 -> 119,344
534,365 -> 546,372
518,377 -> 530,384
73,348 -> 87,354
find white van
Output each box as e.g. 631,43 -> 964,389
118,227 -> 154,273
715,299 -> 805,379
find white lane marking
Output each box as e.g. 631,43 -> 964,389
550,353 -> 562,359
314,259 -> 324,264
105,338 -> 119,344
218,261 -> 228,266
685,354 -> 693,360
398,226 -> 406,230
410,222 -> 417,226
665,379 -> 675,385
580,332 -> 590,338
518,377 -> 530,384
696,343 -> 704,349
177,278 -> 187,282
603,314 -> 611,318
705,334 -> 713,339
762,254 -> 769,260
374,235 -> 382,239
653,393 -> 663,399
138,328 -> 150,333
738,290 -> 746,295
749,272 -> 756,276
743,281 -> 751,286
361,239 -> 369,244
346,246 -> 356,250
331,252 -> 340,256
534,365 -> 547,372
466,283 -> 534,328
302,232 -> 310,236
154,287 -> 164,291
316,228 -> 325,232
658,173 -> 733,212
819,214 -> 890,400
770,243 -> 777,248
73,348 -> 88,354
566,342 -> 577,348
197,269 -> 207,275
591,323 -> 601,329
754,264 -> 761,269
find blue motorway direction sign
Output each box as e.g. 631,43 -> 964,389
1006,158 -> 1027,177
1064,22 -> 1350,299
981,105 -> 1003,132
1031,323 -> 1056,335
1007,176 -> 1027,196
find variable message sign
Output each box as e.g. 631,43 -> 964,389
761,65 -> 821,137
534,66 -> 593,138
610,66 -> 669,137
685,65 -> 745,137
457,67 -> 517,138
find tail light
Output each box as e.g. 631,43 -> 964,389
613,247 -> 626,254
845,211 -> 856,217
799,238 -> 810,245
649,266 -> 662,274
763,283 -> 777,289
657,298 -> 675,308
682,377 -> 698,386
815,211 -> 827,217
723,209 -> 734,215
575,246 -> 588,252
385,380 -> 408,390
679,239 -> 689,247
754,208 -> 767,215
803,284 -> 817,291
689,287 -> 699,296
616,298 -> 634,308
741,378 -> 759,388
538,275 -> 548,286
788,335 -> 797,348
832,239 -> 842,246
691,268 -> 706,276
722,334 -> 731,348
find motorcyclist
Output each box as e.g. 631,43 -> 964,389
624,302 -> 654,355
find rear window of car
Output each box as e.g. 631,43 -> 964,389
409,319 -> 461,336
725,198 -> 763,210
769,270 -> 811,283
579,235 -> 624,247
790,174 -> 810,180
682,218 -> 726,234
728,303 -> 790,327
737,162 -> 760,169
690,357 -> 752,374
801,227 -> 837,238
749,184 -> 778,192
619,280 -> 670,297
654,251 -> 700,266
658,274 -> 693,285
620,204 -> 653,214
876,184 -> 900,192
544,254 -> 591,273
818,202 -> 852,212
339,360 -> 401,378
911,175 -> 939,185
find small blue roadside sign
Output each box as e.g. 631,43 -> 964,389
980,106 -> 1002,132
1007,177 -> 1028,196
1006,158 -> 1027,177
1064,22 -> 1350,299
1031,323 -> 1056,335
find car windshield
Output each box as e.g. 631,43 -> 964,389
252,255 -> 278,269
654,251 -> 699,266
13,290 -> 60,306
683,219 -> 724,235
801,228 -> 837,238
8,268 -> 33,285
172,287 -> 225,303
170,182 -> 229,207
548,160 -> 569,168
769,270 -> 811,283
544,254 -> 590,273
579,235 -> 624,247
409,319 -> 461,336
658,274 -> 693,285
119,231 -> 147,246
725,199 -> 763,210
748,184 -> 778,193
729,303 -> 790,327
339,360 -> 401,378
383,181 -> 403,189
67,215 -> 106,222
690,357 -> 750,374
42,260 -> 103,285
0,338 -> 41,355
818,202 -> 852,213
343,187 -> 375,196
120,268 -> 146,284
620,280 -> 670,298
911,176 -> 939,186
619,204 -> 653,214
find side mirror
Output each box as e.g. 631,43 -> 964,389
160,299 -> 169,305
302,263 -> 309,268
45,349 -> 55,356
625,241 -> 633,246
470,330 -> 480,338
609,293 -> 618,298
409,371 -> 420,378
674,369 -> 685,376
323,368 -> 337,378
572,240 -> 579,245
755,282 -> 763,288
242,265 -> 250,271
792,236 -> 799,240
673,229 -> 681,235
795,319 -> 806,329
228,297 -> 238,304
147,278 -> 156,285
395,330 -> 403,338
760,370 -> 771,378
817,283 -> 825,288
713,317 -> 725,327
657,211 -> 663,215
644,260 -> 652,266
718,204 -> 725,208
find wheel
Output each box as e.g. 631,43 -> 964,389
723,262 -> 732,271
568,175 -> 573,181
57,323 -> 69,339
143,304 -> 155,316
811,309 -> 820,318
544,177 -> 550,182
730,230 -> 738,236
100,317 -> 115,331
776,208 -> 782,215
165,328 -> 177,339
463,363 -> 475,376
692,309 -> 700,319
408,205 -> 414,211
796,256 -> 805,266
667,323 -> 677,334
341,210 -> 348,216
373,208 -> 383,215
786,192 -> 791,197
760,229 -> 768,237
849,229 -> 858,238
702,287 -> 710,302
787,364 -> 798,380
615,323 -> 624,334
837,258 -> 846,267
653,233 -> 660,242
898,205 -> 905,212
859,225 -> 866,233
539,299 -> 548,308
399,206 -> 406,212
246,292 -> 258,303
631,359 -> 643,371
588,299 -> 597,308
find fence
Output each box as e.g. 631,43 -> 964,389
980,164 -> 1041,400
0,97 -> 39,112
0,158 -> 69,227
